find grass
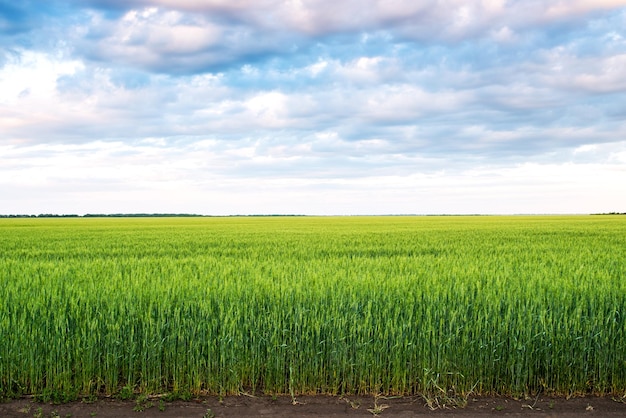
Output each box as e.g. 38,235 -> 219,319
0,215 -> 625,399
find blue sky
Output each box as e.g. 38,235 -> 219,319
1,0 -> 626,215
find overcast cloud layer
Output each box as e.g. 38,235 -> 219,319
1,0 -> 626,215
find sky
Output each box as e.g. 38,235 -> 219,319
1,1 -> 626,215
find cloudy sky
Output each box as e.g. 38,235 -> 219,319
1,1 -> 626,215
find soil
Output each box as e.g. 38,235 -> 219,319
2,394 -> 626,418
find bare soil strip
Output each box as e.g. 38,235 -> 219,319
2,395 -> 626,417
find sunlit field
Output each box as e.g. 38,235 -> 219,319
1,216 -> 625,400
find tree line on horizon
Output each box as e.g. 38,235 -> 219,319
0,213 -> 204,218
0,213 -> 308,218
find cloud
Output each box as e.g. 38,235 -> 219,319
2,138 -> 625,215
81,8 -> 237,72
2,41 -> 624,161
73,5 -> 302,73
542,51 -> 626,93
2,1 -> 626,214
56,1 -> 626,74
543,0 -> 626,19
127,0 -> 625,38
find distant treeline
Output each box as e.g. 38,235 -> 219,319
0,213 -> 204,218
592,212 -> 626,215
0,213 -> 306,218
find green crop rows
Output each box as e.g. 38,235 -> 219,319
1,216 -> 625,399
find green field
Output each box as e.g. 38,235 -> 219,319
1,216 -> 625,400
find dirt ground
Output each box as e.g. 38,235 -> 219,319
2,394 -> 626,418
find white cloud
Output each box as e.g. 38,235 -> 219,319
243,91 -> 290,128
490,26 -> 516,43
333,56 -> 398,85
2,140 -> 625,215
541,50 -> 626,93
544,0 -> 626,19
0,51 -> 83,105
571,54 -> 626,92
87,7 -> 223,69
